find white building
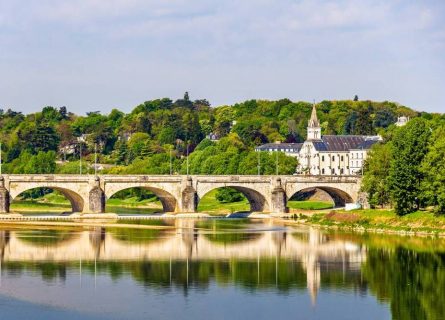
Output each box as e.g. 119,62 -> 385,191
395,116 -> 409,126
256,104 -> 381,175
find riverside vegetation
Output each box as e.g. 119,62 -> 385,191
1,93 -> 445,220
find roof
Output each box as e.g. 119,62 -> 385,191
313,135 -> 379,152
255,143 -> 303,152
353,139 -> 380,150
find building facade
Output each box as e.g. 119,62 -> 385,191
255,105 -> 381,175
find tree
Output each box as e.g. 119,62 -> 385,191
216,188 -> 244,203
59,106 -> 68,120
388,118 -> 431,215
374,108 -> 397,129
362,143 -> 393,208
420,124 -> 445,213
158,127 -> 176,145
353,95 -> 359,101
354,103 -> 374,135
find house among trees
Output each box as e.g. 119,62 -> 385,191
395,116 -> 410,126
256,104 -> 381,175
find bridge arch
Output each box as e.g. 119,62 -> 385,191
105,186 -> 178,213
197,185 -> 269,212
288,186 -> 353,207
10,186 -> 85,213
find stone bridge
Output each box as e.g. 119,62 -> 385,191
0,174 -> 364,214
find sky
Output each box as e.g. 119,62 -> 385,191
0,0 -> 444,114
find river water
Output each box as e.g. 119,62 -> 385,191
0,219 -> 443,320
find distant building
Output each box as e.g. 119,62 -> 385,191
256,104 -> 381,175
207,132 -> 220,141
255,142 -> 302,157
395,116 -> 409,126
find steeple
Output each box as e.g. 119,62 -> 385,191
308,103 -> 320,127
307,103 -> 321,140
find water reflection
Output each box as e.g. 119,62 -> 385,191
0,220 -> 443,319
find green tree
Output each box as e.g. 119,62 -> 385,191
362,143 -> 393,208
215,188 -> 244,203
420,124 -> 445,213
389,118 -> 431,215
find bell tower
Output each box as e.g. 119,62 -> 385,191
307,103 -> 321,140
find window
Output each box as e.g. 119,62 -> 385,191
340,168 -> 344,174
322,168 -> 325,174
332,156 -> 335,161
322,155 -> 325,161
331,168 -> 335,174
341,156 -> 344,161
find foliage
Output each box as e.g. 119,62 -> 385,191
215,188 -> 244,203
362,143 -> 393,208
388,118 -> 431,215
4,151 -> 56,174
0,96 -> 421,179
420,124 -> 445,213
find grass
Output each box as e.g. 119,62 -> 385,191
299,208 -> 445,234
197,189 -> 250,214
107,196 -> 161,208
287,200 -> 334,210
11,193 -> 71,213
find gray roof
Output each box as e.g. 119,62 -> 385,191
313,135 -> 379,152
255,143 -> 303,152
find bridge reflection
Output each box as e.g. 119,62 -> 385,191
0,221 -> 366,303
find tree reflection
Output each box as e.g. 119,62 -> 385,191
363,247 -> 445,320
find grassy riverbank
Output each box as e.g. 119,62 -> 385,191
296,209 -> 445,235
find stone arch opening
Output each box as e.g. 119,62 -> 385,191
198,186 -> 269,213
106,187 -> 178,213
11,187 -> 85,213
289,187 -> 353,208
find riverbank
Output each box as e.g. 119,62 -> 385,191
289,209 -> 445,236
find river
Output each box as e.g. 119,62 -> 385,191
0,218 -> 443,319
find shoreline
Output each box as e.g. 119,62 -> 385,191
3,207 -> 445,238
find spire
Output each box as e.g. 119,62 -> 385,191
307,102 -> 322,140
308,103 -> 320,128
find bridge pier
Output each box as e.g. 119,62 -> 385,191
270,178 -> 287,214
180,177 -> 197,213
89,177 -> 105,213
0,177 -> 10,214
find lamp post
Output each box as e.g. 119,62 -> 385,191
257,151 -> 261,176
275,151 -> 279,176
186,142 -> 190,176
79,142 -> 82,175
94,143 -> 98,177
0,142 -> 2,176
169,147 -> 173,175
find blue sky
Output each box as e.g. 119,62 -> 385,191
0,0 -> 444,114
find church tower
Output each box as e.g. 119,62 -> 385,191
307,103 -> 321,140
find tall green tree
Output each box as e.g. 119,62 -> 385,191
362,142 -> 393,208
420,124 -> 445,213
388,118 -> 431,215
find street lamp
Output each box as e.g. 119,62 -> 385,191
79,142 -> 82,175
275,151 -> 279,176
94,143 -> 98,177
0,142 -> 2,176
169,147 -> 173,175
257,151 -> 261,176
186,142 -> 190,176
